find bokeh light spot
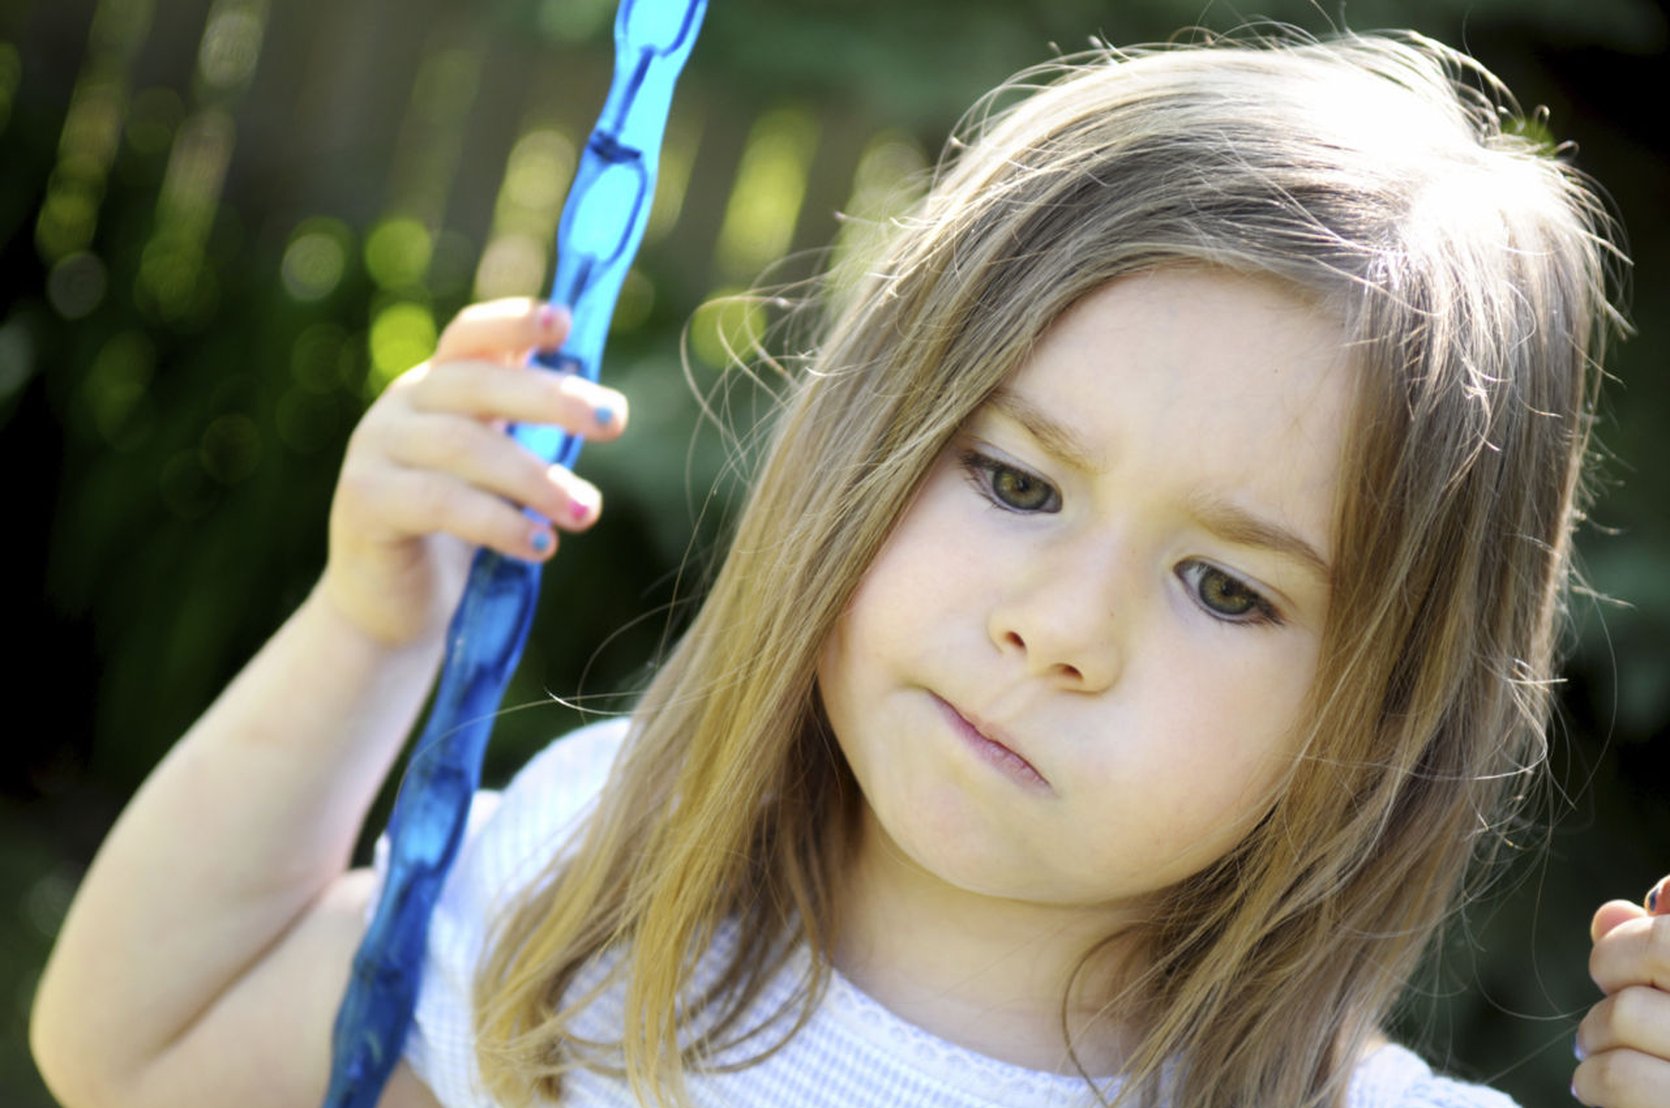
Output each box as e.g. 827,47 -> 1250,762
282,218 -> 351,302
715,107 -> 818,280
367,301 -> 437,395
47,251 -> 108,319
504,132 -> 571,214
137,238 -> 218,325
58,75 -> 123,180
0,314 -> 36,408
831,130 -> 928,290
690,288 -> 765,370
197,7 -> 265,91
35,175 -> 100,262
24,870 -> 75,939
473,234 -> 546,301
82,330 -> 157,447
364,216 -> 433,290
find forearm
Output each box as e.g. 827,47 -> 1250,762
33,299 -> 616,1106
32,584 -> 443,1092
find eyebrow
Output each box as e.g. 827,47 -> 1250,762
986,386 -> 1105,472
985,386 -> 1331,584
1188,492 -> 1333,584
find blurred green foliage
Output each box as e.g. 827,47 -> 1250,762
4,0 -> 1667,1105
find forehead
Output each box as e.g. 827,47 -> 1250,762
996,268 -> 1354,550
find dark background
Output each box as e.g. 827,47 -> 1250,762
4,0 -> 1667,1104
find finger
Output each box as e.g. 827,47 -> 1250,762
376,468 -> 561,562
433,298 -> 571,364
400,359 -> 627,439
1578,986 -> 1670,1063
381,415 -> 602,531
1590,914 -> 1670,995
1572,1048 -> 1670,1107
1596,900 -> 1650,944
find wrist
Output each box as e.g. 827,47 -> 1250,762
305,578 -> 448,667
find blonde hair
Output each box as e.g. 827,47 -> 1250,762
474,29 -> 1623,1108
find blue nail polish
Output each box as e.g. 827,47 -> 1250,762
1650,884 -> 1660,913
1573,1035 -> 1586,1062
531,531 -> 551,554
594,404 -> 614,427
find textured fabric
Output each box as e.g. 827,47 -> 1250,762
373,718 -> 1519,1108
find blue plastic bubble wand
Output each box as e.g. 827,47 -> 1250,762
323,2 -> 707,1103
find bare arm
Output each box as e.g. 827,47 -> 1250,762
31,592 -> 439,1107
30,300 -> 626,1108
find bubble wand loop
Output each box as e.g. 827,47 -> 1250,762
323,2 -> 706,1103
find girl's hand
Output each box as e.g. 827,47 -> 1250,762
1573,875 -> 1670,1106
321,298 -> 628,647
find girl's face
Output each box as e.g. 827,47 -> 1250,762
818,267 -> 1352,924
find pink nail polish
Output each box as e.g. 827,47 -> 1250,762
570,498 -> 592,523
537,303 -> 558,332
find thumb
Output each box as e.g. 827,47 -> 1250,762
1590,876 -> 1668,944
1591,899 -> 1646,944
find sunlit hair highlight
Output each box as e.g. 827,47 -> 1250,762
474,28 -> 1623,1108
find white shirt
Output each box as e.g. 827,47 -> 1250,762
375,718 -> 1517,1107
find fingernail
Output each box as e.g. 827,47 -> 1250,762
1649,880 -> 1662,914
537,303 -> 560,332
1573,1035 -> 1586,1062
593,403 -> 615,428
530,530 -> 552,554
569,496 -> 593,523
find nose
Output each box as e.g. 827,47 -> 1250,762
987,539 -> 1124,693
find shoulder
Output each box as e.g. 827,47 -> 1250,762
450,714 -> 631,918
384,716 -> 632,1107
371,714 -> 630,916
1348,1043 -> 1519,1108
494,714 -> 631,829
498,712 -> 632,813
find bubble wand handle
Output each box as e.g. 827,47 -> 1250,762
322,3 -> 706,1104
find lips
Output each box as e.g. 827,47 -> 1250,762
931,694 -> 1052,791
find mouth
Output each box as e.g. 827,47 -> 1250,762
931,694 -> 1053,792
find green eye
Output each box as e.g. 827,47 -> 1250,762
1197,568 -> 1257,616
990,467 -> 1055,511
1178,561 -> 1280,626
957,450 -> 1062,513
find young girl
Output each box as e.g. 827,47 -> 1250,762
30,28 -> 1669,1108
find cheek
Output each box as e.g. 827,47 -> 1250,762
1173,659 -> 1313,799
836,488 -> 974,646
1098,645 -> 1313,854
